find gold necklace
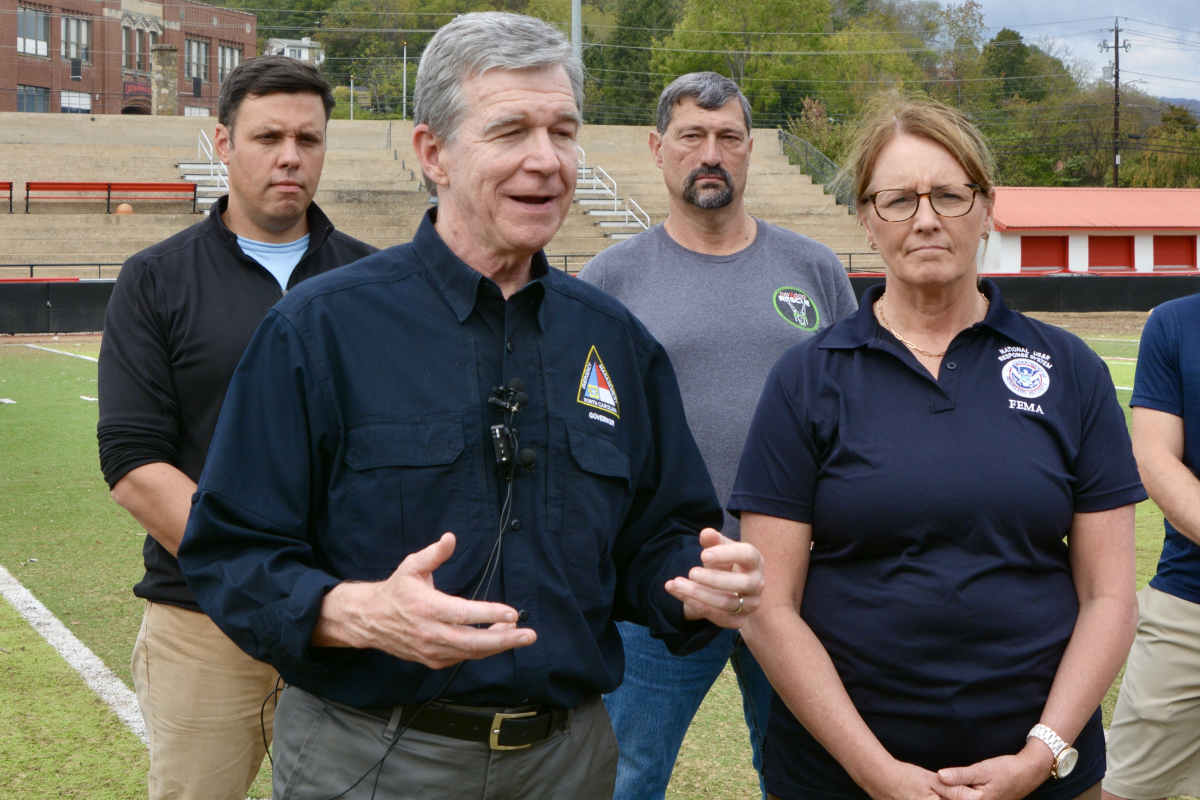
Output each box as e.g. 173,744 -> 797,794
875,292 -> 989,359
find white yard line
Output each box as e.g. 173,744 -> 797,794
1083,338 -> 1142,344
0,564 -> 147,744
23,344 -> 99,363
1100,356 -> 1137,363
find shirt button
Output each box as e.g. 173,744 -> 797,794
511,519 -> 522,531
506,342 -> 514,353
518,609 -> 529,622
945,361 -> 957,370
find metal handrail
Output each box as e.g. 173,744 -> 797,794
835,253 -> 884,273
578,164 -> 619,211
196,129 -> 229,191
547,253 -> 596,274
778,131 -> 855,212
0,262 -> 123,279
624,198 -> 650,230
576,145 -> 586,170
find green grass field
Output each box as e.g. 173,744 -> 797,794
0,330 -> 1174,800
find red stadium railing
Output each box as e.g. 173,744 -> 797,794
25,182 -> 197,214
0,181 -> 12,214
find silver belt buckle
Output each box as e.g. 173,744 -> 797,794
489,710 -> 538,751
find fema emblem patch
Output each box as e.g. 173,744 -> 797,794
774,287 -> 819,331
577,346 -> 619,418
1002,358 -> 1050,399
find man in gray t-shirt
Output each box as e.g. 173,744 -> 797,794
579,72 -> 856,800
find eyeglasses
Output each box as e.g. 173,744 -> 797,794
861,183 -> 981,222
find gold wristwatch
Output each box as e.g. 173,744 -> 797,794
1027,724 -> 1079,779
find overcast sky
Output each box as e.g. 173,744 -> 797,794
980,0 -> 1199,104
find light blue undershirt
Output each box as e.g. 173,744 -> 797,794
237,234 -> 310,291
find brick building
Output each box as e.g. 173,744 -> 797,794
1,0 -> 256,115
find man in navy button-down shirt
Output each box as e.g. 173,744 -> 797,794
178,12 -> 764,798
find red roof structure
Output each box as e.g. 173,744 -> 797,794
993,187 -> 1200,231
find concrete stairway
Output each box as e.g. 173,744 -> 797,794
0,114 -> 875,280
572,126 -> 876,269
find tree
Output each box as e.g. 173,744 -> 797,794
812,11 -> 925,114
649,0 -> 833,119
982,28 -> 1046,103
928,0 -> 993,108
584,0 -> 677,124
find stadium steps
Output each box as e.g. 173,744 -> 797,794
0,119 -> 868,278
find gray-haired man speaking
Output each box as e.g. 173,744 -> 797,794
580,72 -> 857,800
176,16 -> 766,800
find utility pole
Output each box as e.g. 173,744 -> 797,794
571,0 -> 582,64
350,76 -> 354,121
1100,19 -> 1130,187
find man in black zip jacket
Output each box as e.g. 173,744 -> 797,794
96,56 -> 375,800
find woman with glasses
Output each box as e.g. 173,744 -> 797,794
729,93 -> 1145,800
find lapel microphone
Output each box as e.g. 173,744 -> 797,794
489,378 -> 535,479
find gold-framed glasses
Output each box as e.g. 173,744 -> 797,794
862,183 -> 980,222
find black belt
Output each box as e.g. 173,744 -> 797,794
363,702 -> 572,751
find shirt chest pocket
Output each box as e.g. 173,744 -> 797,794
339,414 -> 470,574
559,422 -> 632,599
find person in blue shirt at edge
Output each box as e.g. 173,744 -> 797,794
730,92 -> 1146,800
1102,294 -> 1200,800
176,12 -> 765,800
580,72 -> 858,800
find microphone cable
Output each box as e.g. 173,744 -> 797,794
312,391 -> 525,800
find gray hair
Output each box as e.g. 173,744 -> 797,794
414,12 -> 584,145
656,72 -> 752,135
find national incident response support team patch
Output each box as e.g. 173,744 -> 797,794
577,345 -> 620,418
774,287 -> 820,331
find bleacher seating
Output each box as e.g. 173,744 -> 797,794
24,182 -> 196,214
0,113 -> 872,280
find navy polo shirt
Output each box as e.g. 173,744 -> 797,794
729,281 -> 1145,800
1132,293 -> 1200,605
177,210 -> 722,710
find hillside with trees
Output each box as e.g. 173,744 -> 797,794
225,0 -> 1200,187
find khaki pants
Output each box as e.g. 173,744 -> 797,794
131,601 -> 280,800
1104,585 -> 1200,800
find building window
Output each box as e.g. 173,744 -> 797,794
218,45 -> 241,82
186,39 -> 210,81
17,7 -> 50,57
123,27 -> 157,71
184,106 -> 210,117
1088,235 -> 1135,270
1020,236 -> 1069,272
61,90 -> 91,113
288,48 -> 303,60
61,17 -> 91,62
18,84 -> 49,112
1153,235 -> 1197,270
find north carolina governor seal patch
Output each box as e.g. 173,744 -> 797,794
1002,358 -> 1051,399
577,346 -> 619,417
774,287 -> 819,331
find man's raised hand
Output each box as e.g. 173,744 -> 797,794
665,528 -> 765,628
312,532 -> 536,669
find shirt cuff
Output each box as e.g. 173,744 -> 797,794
644,544 -> 720,656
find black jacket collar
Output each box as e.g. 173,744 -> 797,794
207,195 -> 338,268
